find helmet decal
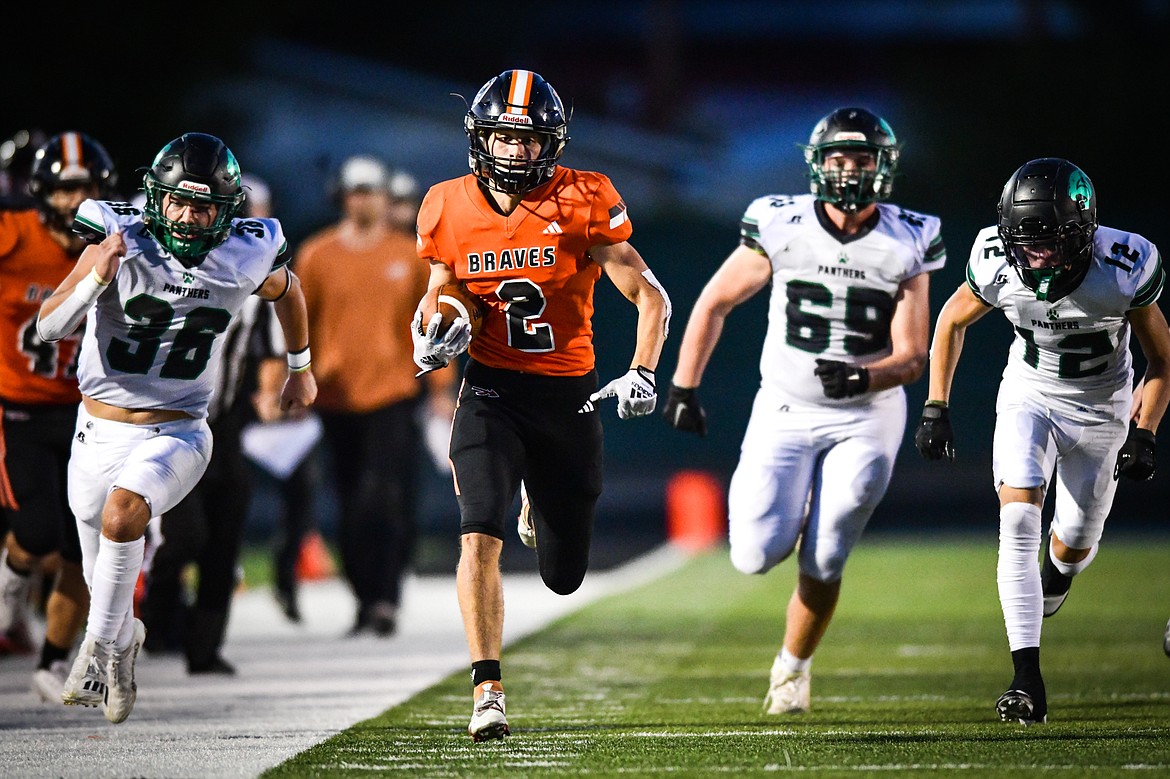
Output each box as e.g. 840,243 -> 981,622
1068,170 -> 1093,210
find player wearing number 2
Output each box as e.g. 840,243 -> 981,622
411,69 -> 671,741
663,107 -> 945,715
36,132 -> 316,723
914,157 -> 1170,725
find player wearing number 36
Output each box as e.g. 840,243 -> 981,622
35,132 -> 316,723
914,157 -> 1170,726
663,107 -> 946,715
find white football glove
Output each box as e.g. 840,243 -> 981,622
588,366 -> 657,419
412,310 -> 472,374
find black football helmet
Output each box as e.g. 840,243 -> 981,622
802,107 -> 900,212
465,69 -> 570,195
142,132 -> 245,259
998,157 -> 1097,302
27,132 -> 117,231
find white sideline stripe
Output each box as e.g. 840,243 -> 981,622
0,543 -> 692,779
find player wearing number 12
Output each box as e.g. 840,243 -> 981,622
914,158 -> 1170,725
35,132 -> 316,723
663,108 -> 945,715
412,68 -> 671,741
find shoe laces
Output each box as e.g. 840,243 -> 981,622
474,689 -> 505,715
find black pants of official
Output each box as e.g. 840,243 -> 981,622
318,397 -> 420,615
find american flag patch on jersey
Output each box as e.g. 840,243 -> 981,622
608,201 -> 628,230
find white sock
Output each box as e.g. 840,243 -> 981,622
86,535 -> 145,648
779,647 -> 812,674
998,502 -> 1043,651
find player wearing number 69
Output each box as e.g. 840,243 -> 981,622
35,132 -> 316,723
663,107 -> 946,716
412,69 -> 670,742
914,158 -> 1170,726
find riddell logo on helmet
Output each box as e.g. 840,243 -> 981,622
831,132 -> 868,142
500,113 -> 534,127
177,181 -> 212,194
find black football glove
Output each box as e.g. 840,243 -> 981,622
814,359 -> 870,399
914,402 -> 955,461
662,383 -> 707,437
1114,422 -> 1156,481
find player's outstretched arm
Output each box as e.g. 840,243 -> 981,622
663,244 -> 771,434
914,283 -> 992,462
1128,302 -> 1170,434
37,230 -> 125,341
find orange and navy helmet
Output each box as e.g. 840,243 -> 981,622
28,132 -> 117,230
465,69 -> 570,195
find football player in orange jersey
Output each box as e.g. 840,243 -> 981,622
0,132 -> 117,701
412,69 -> 671,742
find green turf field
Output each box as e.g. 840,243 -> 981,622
262,535 -> 1170,777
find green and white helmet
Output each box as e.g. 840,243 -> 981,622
142,132 -> 245,260
801,107 -> 900,212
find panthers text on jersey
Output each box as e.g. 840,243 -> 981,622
0,209 -> 83,405
415,166 -> 632,377
743,194 -> 945,406
70,198 -> 289,418
966,224 -> 1164,418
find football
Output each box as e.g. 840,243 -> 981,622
416,282 -> 486,340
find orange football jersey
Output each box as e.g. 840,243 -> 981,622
416,167 -> 633,376
0,209 -> 83,404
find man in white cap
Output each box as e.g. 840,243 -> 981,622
294,155 -> 456,637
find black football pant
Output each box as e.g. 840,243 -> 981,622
450,360 -> 603,596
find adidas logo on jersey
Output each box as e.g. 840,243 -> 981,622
542,221 -> 563,235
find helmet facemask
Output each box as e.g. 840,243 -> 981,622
1000,220 -> 1095,302
804,144 -> 898,212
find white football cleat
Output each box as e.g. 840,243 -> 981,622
32,660 -> 70,704
61,637 -> 108,708
763,656 -> 810,714
103,618 -> 147,724
469,682 -> 510,742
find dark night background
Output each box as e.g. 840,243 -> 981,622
8,1 -> 1169,558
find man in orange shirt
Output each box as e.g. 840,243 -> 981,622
413,69 -> 671,741
0,132 -> 116,700
297,155 -> 455,636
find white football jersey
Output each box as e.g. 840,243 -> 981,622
745,194 -> 945,406
966,224 -> 1164,418
72,198 -> 288,418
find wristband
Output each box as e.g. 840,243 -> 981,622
287,346 -> 311,372
925,400 -> 948,408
